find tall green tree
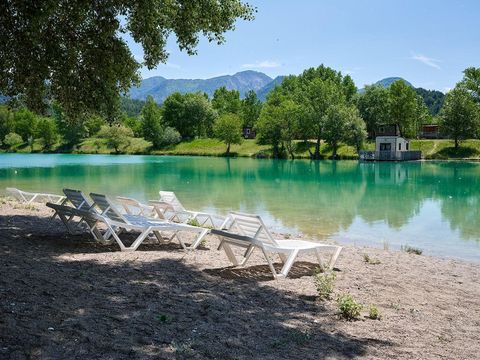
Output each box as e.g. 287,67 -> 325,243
441,87 -> 480,149
357,85 -> 391,137
98,124 -> 134,153
51,101 -> 87,146
163,92 -> 217,139
213,113 -> 243,155
0,1 -> 254,116
36,117 -> 58,150
459,67 -> 480,103
212,87 -> 241,115
240,90 -> 262,128
389,80 -> 419,137
0,105 -> 14,144
141,96 -> 163,148
14,108 -> 37,141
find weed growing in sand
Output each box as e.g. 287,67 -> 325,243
187,218 -> 201,227
314,270 -> 336,300
284,233 -> 291,239
368,305 -> 382,320
401,245 -> 423,255
363,254 -> 381,265
337,294 -> 363,320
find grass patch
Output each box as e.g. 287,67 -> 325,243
401,245 -> 423,255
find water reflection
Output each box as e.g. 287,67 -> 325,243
0,154 -> 479,260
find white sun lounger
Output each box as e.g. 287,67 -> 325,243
116,196 -> 157,218
46,202 -> 111,244
49,189 -> 96,234
211,212 -> 342,279
90,193 -> 209,252
6,187 -> 66,204
159,191 -> 225,228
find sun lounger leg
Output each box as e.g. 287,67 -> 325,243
261,248 -> 280,279
328,246 -> 342,270
239,245 -> 255,266
279,249 -> 299,278
315,249 -> 324,270
189,228 -> 209,249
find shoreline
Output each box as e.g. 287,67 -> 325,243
1,200 -> 479,358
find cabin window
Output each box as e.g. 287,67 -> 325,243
399,143 -> 402,151
380,143 -> 391,151
379,126 -> 385,134
246,128 -> 250,134
406,142 -> 409,150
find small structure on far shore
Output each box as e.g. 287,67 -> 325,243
242,126 -> 256,139
419,124 -> 441,139
360,124 -> 422,161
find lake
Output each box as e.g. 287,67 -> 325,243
0,153 -> 479,262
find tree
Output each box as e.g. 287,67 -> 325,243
122,115 -> 143,137
0,1 -> 254,117
213,113 -> 243,155
356,85 -> 390,137
240,90 -> 262,128
141,96 -> 163,148
161,127 -> 182,147
85,115 -> 106,137
14,108 -> 37,141
98,124 -> 134,153
459,67 -> 480,103
51,101 -> 87,146
441,87 -> 480,149
36,117 -> 58,150
163,92 -> 217,139
344,107 -> 367,154
3,132 -> 23,150
256,91 -> 301,159
0,105 -> 14,145
212,87 -> 241,115
322,105 -> 350,158
389,80 -> 419,138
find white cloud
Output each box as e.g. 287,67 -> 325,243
165,62 -> 181,69
241,60 -> 281,69
411,54 -> 441,70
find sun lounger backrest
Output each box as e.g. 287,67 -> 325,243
6,188 -> 27,202
63,189 -> 93,210
228,212 -> 278,246
159,191 -> 185,212
148,200 -> 175,220
89,193 -> 128,224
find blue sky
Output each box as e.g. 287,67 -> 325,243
125,0 -> 480,91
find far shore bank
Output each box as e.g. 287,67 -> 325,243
2,138 -> 480,161
1,200 -> 479,359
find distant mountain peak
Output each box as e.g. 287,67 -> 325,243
374,77 -> 414,88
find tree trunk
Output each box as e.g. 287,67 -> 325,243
226,143 -> 230,156
312,133 -> 321,160
455,137 -> 458,149
332,144 -> 337,159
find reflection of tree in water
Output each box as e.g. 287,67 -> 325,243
356,162 -> 427,229
436,163 -> 480,242
3,156 -> 480,244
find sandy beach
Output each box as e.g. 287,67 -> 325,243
1,199 -> 479,359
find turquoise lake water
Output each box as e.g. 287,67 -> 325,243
0,154 -> 479,262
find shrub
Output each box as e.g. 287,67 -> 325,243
3,132 -> 23,149
14,108 -> 37,141
337,294 -> 363,320
161,126 -> 182,146
401,245 -> 423,255
213,113 -> 243,155
368,305 -> 382,320
313,270 -> 336,300
85,114 -> 106,136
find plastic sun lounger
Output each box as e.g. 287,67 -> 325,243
6,187 -> 66,204
90,193 -> 209,252
211,212 -> 343,279
116,196 -> 158,218
49,189 -> 96,234
158,191 -> 225,229
46,202 -> 112,244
